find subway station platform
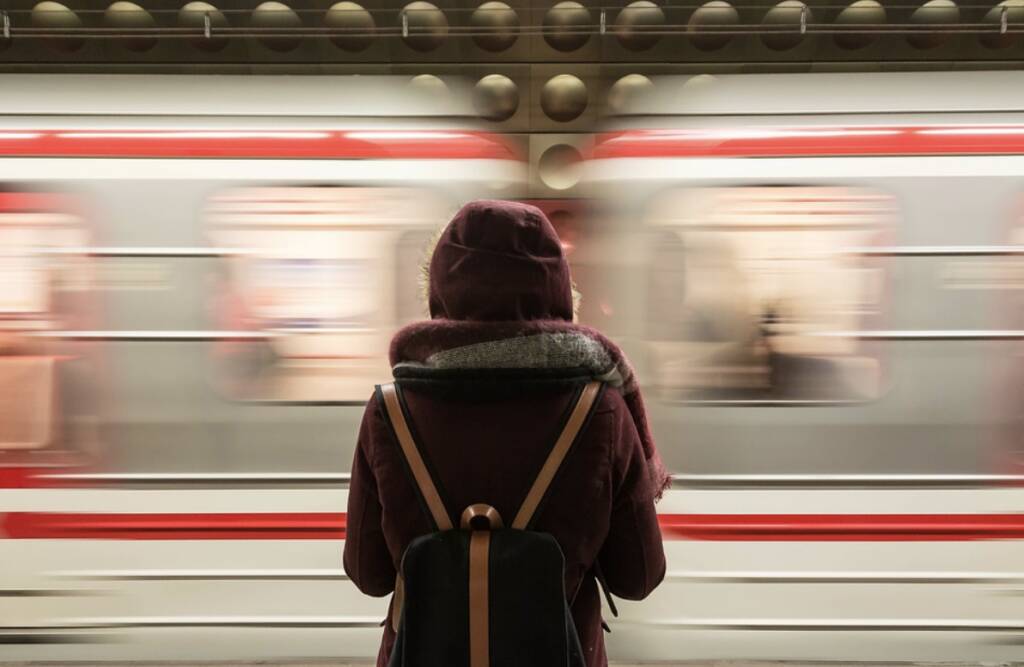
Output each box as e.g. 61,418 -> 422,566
4,662 -> 1016,667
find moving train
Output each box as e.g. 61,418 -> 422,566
2,71 -> 1024,663
583,70 -> 1024,662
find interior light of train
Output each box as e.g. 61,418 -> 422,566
56,131 -> 333,140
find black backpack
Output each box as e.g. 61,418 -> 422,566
376,380 -> 604,667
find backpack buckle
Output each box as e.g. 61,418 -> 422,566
460,504 -> 504,530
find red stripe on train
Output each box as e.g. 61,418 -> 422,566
1,512 -> 347,540
659,514 -> 1024,541
0,130 -> 518,161
4,512 -> 1024,541
592,126 -> 1024,160
0,192 -> 77,212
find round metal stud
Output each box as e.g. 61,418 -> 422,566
981,0 -> 1024,48
908,0 -> 959,49
178,2 -> 229,51
251,2 -> 302,52
32,1 -> 84,52
401,1 -> 448,52
834,0 -> 885,49
761,0 -> 810,50
538,143 -> 584,191
473,74 -> 519,121
543,1 -> 591,52
606,73 -> 654,115
541,74 -> 588,122
471,1 -> 519,51
325,2 -> 375,52
687,0 -> 738,51
409,73 -> 449,97
614,0 -> 665,51
105,2 -> 157,52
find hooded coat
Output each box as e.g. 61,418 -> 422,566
344,200 -> 667,667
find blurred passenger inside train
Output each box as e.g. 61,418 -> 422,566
344,200 -> 669,667
645,199 -> 882,403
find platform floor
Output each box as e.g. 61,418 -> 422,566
3,662 -> 1016,667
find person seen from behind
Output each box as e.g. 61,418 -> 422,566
344,200 -> 669,667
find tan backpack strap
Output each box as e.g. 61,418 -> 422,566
391,573 -> 404,633
511,381 -> 602,530
379,383 -> 454,531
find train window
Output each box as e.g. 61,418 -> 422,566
644,186 -> 893,402
0,191 -> 95,453
205,186 -> 448,402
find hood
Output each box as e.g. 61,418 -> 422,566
428,200 -> 574,322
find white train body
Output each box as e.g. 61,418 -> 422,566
3,72 -> 1024,663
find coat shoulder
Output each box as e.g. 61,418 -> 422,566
592,385 -> 631,418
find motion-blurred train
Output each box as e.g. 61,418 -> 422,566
3,71 -> 1024,663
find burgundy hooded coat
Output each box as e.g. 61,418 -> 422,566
343,200 -> 666,667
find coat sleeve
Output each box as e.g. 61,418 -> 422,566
596,395 -> 666,601
343,396 -> 397,597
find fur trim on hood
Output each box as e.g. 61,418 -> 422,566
390,319 -> 672,500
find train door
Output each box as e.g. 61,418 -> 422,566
0,190 -> 97,468
992,207 -> 1024,475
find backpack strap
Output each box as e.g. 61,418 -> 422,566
378,382 -> 454,531
511,381 -> 603,531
